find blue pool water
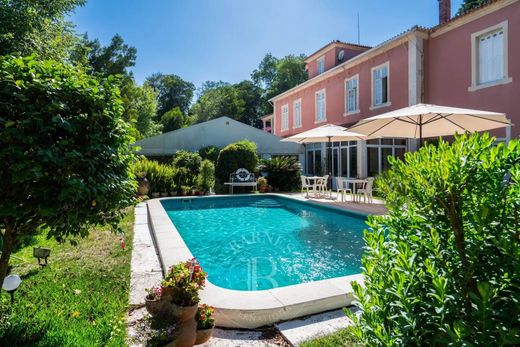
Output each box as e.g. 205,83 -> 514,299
161,195 -> 367,291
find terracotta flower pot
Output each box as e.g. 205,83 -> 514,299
170,302 -> 198,322
145,295 -> 168,317
195,327 -> 214,345
161,192 -> 169,197
151,192 -> 160,198
137,177 -> 150,196
165,318 -> 197,347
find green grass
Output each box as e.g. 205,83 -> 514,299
0,208 -> 134,347
300,328 -> 361,347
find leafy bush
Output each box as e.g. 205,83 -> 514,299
347,133 -> 520,346
198,145 -> 220,163
197,160 -> 215,192
172,150 -> 202,175
132,157 -> 174,193
0,55 -> 136,284
259,156 -> 301,191
215,140 -> 258,183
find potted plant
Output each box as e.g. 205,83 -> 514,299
195,304 -> 215,345
161,258 -> 207,322
180,185 -> 190,196
145,286 -> 169,317
169,182 -> 177,196
257,177 -> 268,193
136,172 -> 150,196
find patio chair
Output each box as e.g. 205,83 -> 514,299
300,175 -> 312,197
335,177 -> 352,202
357,177 -> 375,203
316,175 -> 329,196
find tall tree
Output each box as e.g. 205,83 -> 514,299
120,80 -> 162,138
233,80 -> 263,127
252,53 -> 308,115
189,82 -> 245,123
0,0 -> 85,59
160,107 -> 191,133
87,34 -> 137,76
145,73 -> 195,117
456,0 -> 491,15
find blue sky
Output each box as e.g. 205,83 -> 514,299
71,0 -> 463,88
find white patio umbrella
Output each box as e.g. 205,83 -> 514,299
347,103 -> 511,146
282,124 -> 365,177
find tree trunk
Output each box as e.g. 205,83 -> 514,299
0,223 -> 15,288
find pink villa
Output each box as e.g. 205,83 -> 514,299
262,0 -> 518,179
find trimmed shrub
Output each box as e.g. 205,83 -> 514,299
259,156 -> 301,191
198,145 -> 220,163
215,140 -> 258,183
172,150 -> 202,175
347,133 -> 520,346
197,159 -> 215,192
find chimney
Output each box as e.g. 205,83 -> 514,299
439,0 -> 451,24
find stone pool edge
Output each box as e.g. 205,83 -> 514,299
146,194 -> 364,329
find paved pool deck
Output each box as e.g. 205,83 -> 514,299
282,192 -> 388,215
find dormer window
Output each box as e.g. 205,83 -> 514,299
317,56 -> 325,74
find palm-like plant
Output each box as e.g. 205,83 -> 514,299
258,156 -> 301,191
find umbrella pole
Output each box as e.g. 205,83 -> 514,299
419,115 -> 423,148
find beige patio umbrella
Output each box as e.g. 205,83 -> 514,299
347,103 -> 511,146
282,124 -> 365,178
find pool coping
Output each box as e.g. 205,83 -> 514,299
147,194 -> 364,329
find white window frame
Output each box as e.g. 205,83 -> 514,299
317,56 -> 325,74
315,89 -> 326,123
293,99 -> 302,129
281,104 -> 289,131
366,138 -> 407,176
344,74 -> 360,116
370,61 -> 391,110
469,20 -> 512,91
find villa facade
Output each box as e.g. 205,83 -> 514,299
267,0 -> 519,179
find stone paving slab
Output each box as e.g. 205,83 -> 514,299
198,329 -> 283,347
275,309 -> 353,346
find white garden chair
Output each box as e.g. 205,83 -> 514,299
335,177 -> 352,202
300,175 -> 312,197
316,175 -> 330,197
357,177 -> 375,203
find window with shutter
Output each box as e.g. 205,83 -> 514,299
372,63 -> 389,107
470,21 -> 510,91
478,30 -> 504,84
281,104 -> 289,131
293,100 -> 302,128
345,76 -> 359,114
315,90 -> 326,122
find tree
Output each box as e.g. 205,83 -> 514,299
0,56 -> 136,286
146,73 -> 195,117
348,134 -> 520,346
233,80 -> 263,127
160,107 -> 190,133
0,0 -> 85,59
189,83 -> 245,123
215,140 -> 258,184
121,80 -> 162,138
457,0 -> 491,15
251,53 -> 308,115
84,34 -> 137,76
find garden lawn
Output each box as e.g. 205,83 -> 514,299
0,207 -> 134,347
300,328 -> 361,347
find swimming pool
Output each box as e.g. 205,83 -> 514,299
160,195 -> 367,291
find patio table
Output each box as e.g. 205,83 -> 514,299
306,176 -> 330,198
345,178 -> 368,202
